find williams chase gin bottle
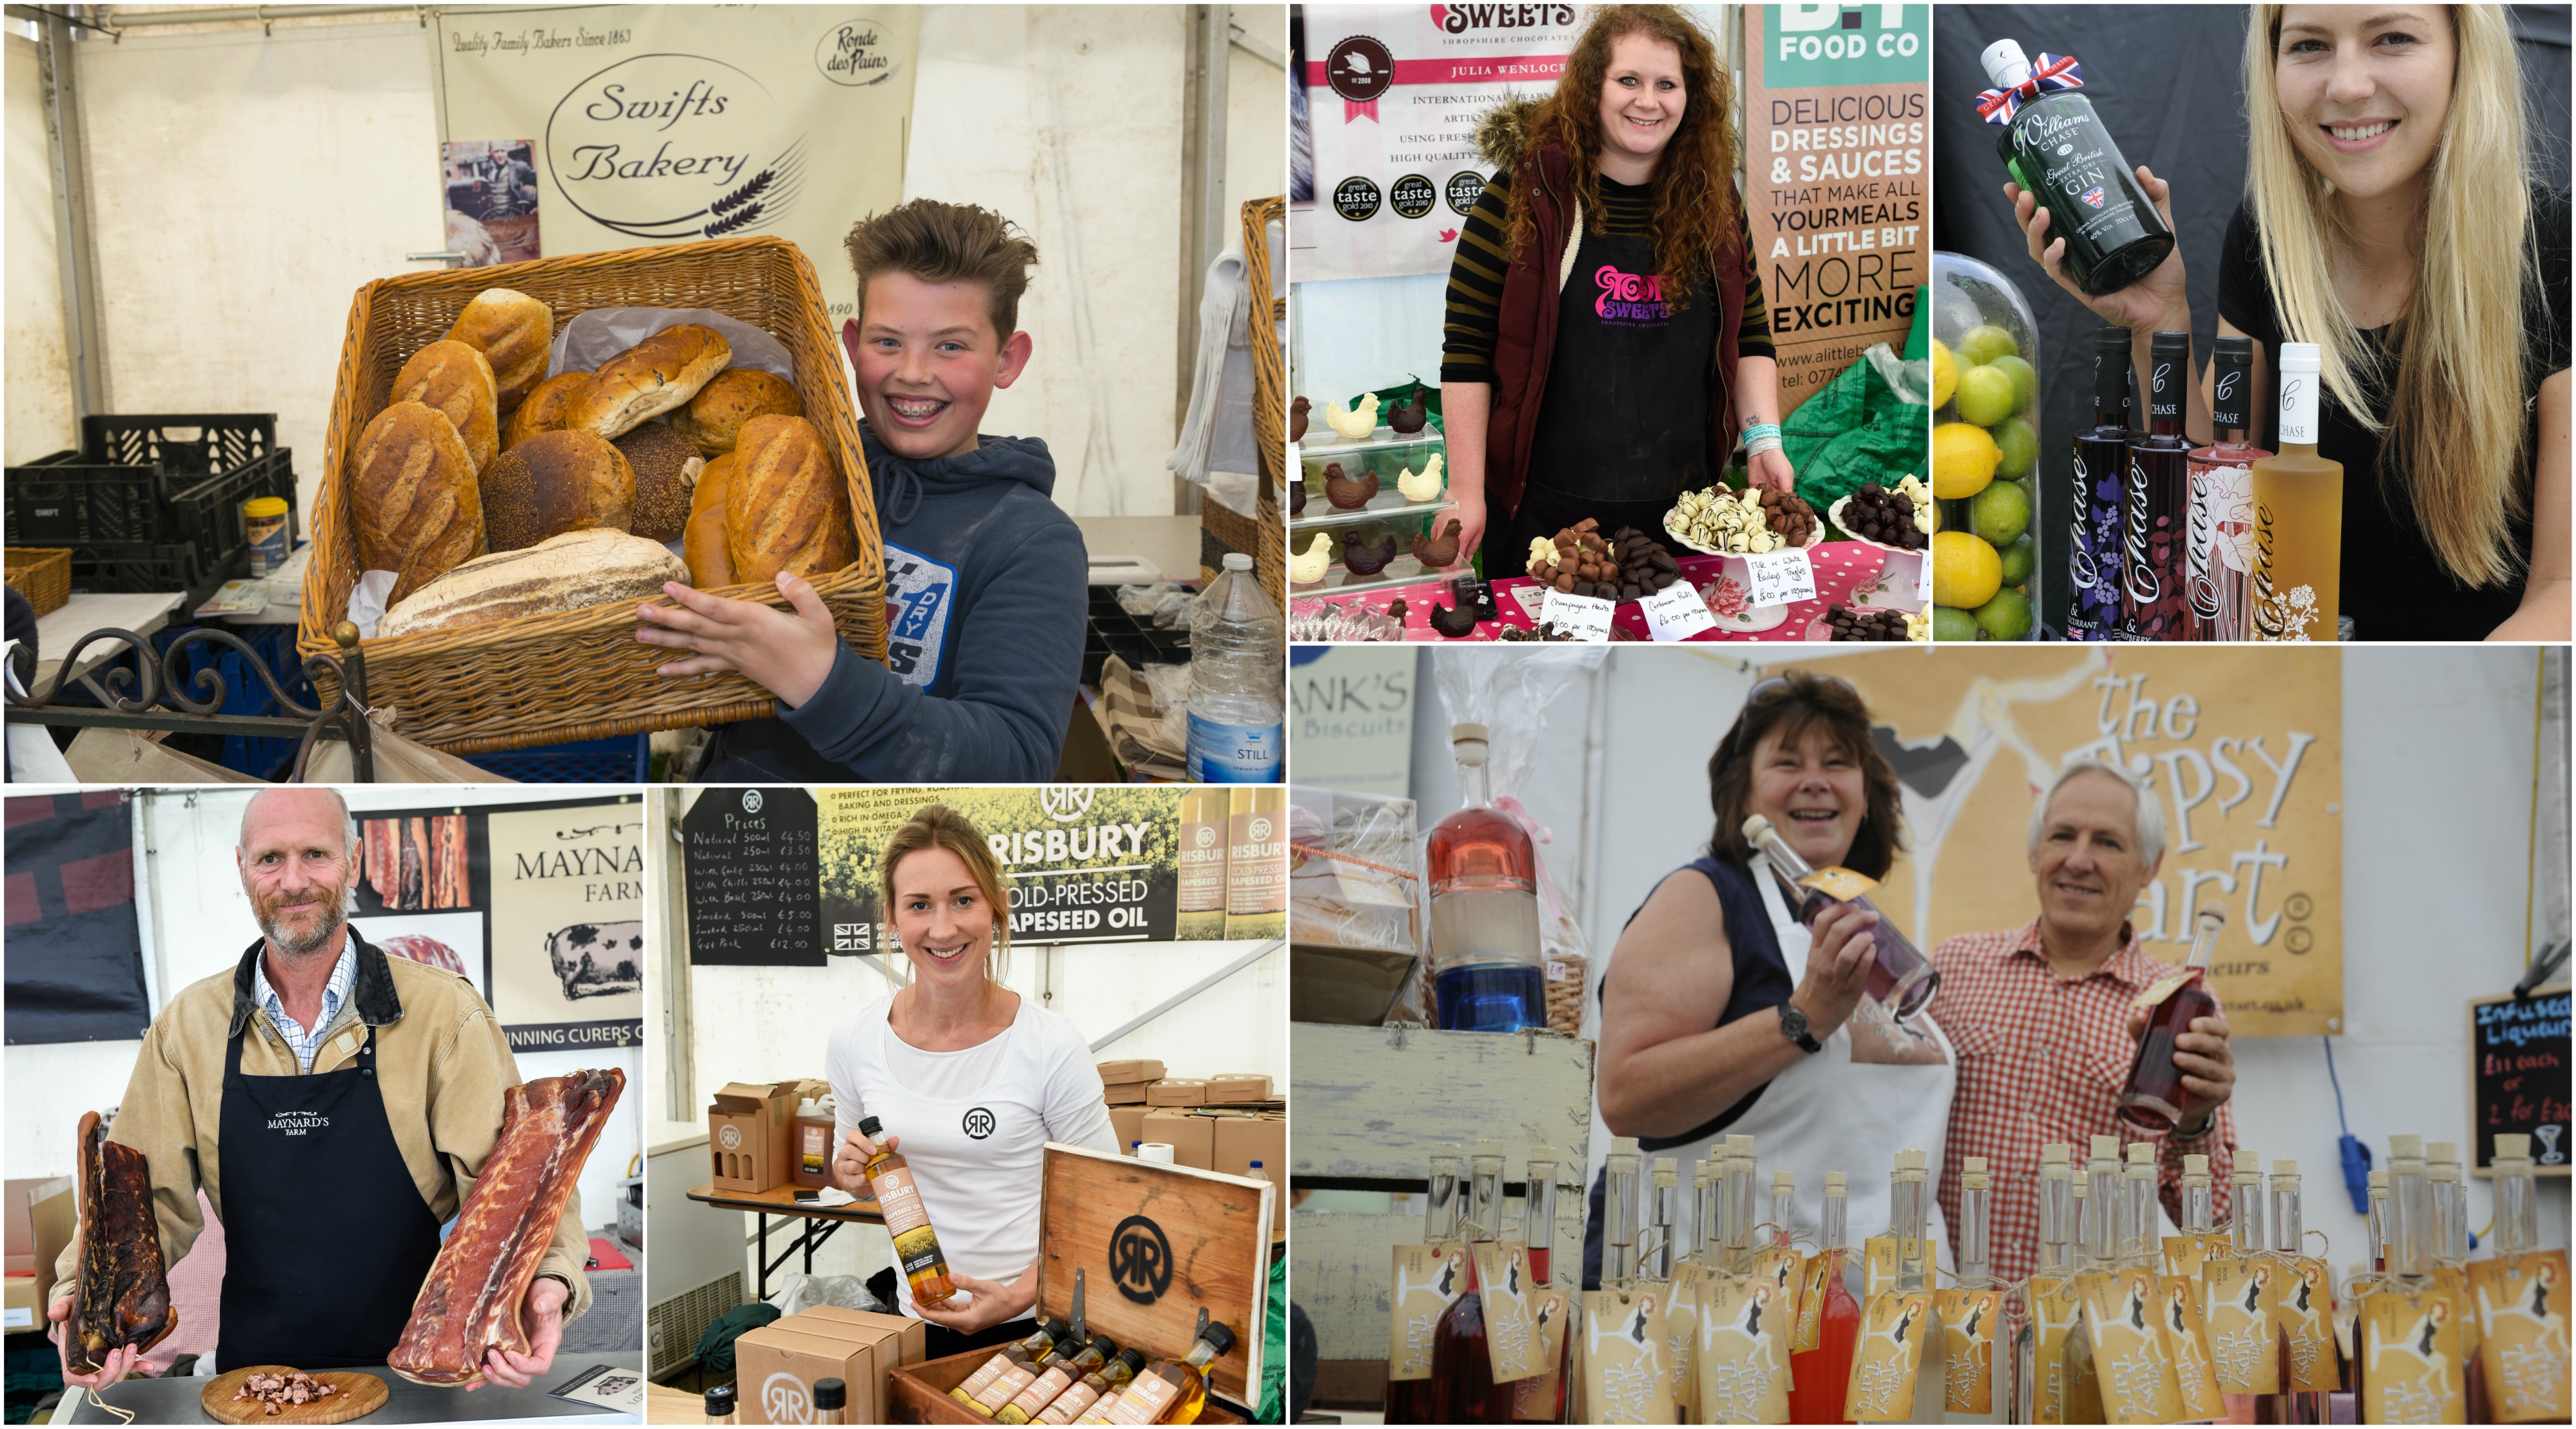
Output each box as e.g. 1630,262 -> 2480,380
1979,39 -> 2174,296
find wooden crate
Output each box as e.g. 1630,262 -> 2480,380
884,1143 -> 1271,1423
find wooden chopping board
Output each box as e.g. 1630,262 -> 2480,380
200,1367 -> 388,1424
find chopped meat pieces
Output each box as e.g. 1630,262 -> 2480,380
233,1369 -> 337,1415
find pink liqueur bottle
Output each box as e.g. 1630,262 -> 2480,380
2186,335 -> 2271,640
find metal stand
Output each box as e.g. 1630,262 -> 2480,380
753,1212 -> 846,1299
6,620 -> 377,782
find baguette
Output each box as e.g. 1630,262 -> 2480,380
481,429 -> 635,552
388,340 -> 500,473
445,288 -> 553,411
355,400 -> 486,606
684,453 -> 737,588
571,324 -> 731,439
377,528 -> 686,640
670,368 -> 803,455
726,414 -> 855,583
502,370 -> 591,449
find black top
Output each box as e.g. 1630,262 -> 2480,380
2215,186 -> 2571,640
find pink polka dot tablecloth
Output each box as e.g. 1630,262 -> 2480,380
1291,542 -> 1906,642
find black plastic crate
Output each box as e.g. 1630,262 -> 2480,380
1082,586 -> 1192,685
6,413 -> 292,551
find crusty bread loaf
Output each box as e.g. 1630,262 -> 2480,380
613,421 -> 704,543
446,289 -> 553,411
355,400 -> 486,606
726,414 -> 855,583
502,370 -> 591,449
684,453 -> 737,588
571,324 -> 731,440
670,368 -> 803,455
377,528 -> 687,640
388,340 -> 499,473
481,429 -> 635,552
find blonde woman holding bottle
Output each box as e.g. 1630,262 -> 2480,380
826,804 -> 1120,1359
2009,4 -> 2569,640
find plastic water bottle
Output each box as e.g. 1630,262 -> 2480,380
1185,553 -> 1283,783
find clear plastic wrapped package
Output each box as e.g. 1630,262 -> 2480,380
1289,786 -> 1424,1025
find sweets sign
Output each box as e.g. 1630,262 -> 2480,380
1831,646 -> 2343,1037
440,5 -> 917,319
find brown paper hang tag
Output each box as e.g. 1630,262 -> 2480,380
2077,1268 -> 2185,1425
2028,1274 -> 2086,1425
2467,1248 -> 2573,1423
1580,1287 -> 1678,1424
1750,1245 -> 1803,1328
2061,1305 -> 2106,1426
2201,1254 -> 2282,1393
1661,1262 -> 1701,1415
1386,1243 -> 1468,1381
1510,1284 -> 1574,1422
2160,1230 -> 2231,1280
1792,1251 -> 1837,1354
1841,1291 -> 1933,1423
2272,1256 -> 2339,1394
1473,1239 -> 1549,1383
2432,1265 -> 2481,1357
2154,1275 -> 2225,1421
1861,1236 -> 1908,1302
1696,1272 -> 1792,1424
1932,1286 -> 2003,1415
2361,1282 -> 2467,1424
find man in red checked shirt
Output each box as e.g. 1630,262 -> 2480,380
1928,756 -> 2239,1285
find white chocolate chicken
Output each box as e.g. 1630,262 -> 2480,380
1323,395 -> 1380,440
1397,452 -> 1446,503
1289,531 -> 1334,586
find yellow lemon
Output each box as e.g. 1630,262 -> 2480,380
1931,339 -> 1958,410
1934,530 -> 2003,609
1932,422 -> 2000,500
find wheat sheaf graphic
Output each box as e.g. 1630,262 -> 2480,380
700,139 -> 804,239
709,169 -> 774,217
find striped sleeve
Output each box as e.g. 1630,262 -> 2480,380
1440,168 -> 1517,386
1736,202 -> 1774,360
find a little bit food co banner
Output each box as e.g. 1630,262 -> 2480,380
819,787 -> 1219,951
1743,4 -> 1931,411
1296,5 -> 1581,282
1833,647 -> 2343,1037
439,4 -> 918,319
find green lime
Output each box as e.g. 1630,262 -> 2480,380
1954,365 -> 2017,427
1997,534 -> 2036,587
1974,587 -> 2034,641
1970,477 -> 2032,546
1933,606 -> 1983,643
1988,355 -> 2037,413
1959,323 -> 2020,367
1992,417 -> 2038,478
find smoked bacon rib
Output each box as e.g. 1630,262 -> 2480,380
72,1110 -> 175,1373
387,1069 -> 624,1386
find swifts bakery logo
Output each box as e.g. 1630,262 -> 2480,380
1111,1214 -> 1175,1304
546,54 -> 806,242
268,1110 -> 330,1137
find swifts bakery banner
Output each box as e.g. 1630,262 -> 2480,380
1831,646 -> 2343,1038
820,787 -> 1218,952
1742,4 -> 1930,411
350,795 -> 645,1052
1295,5 -> 1581,282
438,4 -> 919,320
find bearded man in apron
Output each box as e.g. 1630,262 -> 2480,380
49,787 -> 589,1388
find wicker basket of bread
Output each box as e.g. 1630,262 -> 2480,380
297,235 -> 886,754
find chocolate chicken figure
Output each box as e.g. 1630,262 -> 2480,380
1290,477 -> 1306,515
1323,462 -> 1379,510
1289,396 -> 1310,444
1412,518 -> 1463,569
1389,382 -> 1429,435
1427,599 -> 1481,638
1341,529 -> 1399,577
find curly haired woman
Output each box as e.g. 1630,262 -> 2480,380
1435,4 -> 1796,577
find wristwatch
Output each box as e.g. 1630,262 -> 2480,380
1777,1000 -> 1822,1054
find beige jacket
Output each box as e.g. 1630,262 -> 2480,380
50,929 -> 592,1324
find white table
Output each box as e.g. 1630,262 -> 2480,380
30,591 -> 185,690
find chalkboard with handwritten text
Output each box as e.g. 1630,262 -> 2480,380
684,787 -> 822,966
2470,986 -> 2570,1176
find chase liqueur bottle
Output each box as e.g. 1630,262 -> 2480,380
2187,335 -> 2271,639
2123,331 -> 2195,639
2247,342 -> 2343,641
2068,326 -> 2135,640
1977,39 -> 2174,295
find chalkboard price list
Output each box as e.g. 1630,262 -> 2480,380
684,788 -> 826,967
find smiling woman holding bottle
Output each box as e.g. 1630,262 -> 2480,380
826,804 -> 1120,1359
1437,3 -> 1793,578
2010,4 -> 2569,640
1587,671 -> 1956,1285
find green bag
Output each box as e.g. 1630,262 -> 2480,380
1783,342 -> 1930,517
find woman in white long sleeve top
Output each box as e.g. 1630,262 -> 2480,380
827,804 -> 1120,1359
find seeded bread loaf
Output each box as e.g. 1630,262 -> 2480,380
669,368 -> 803,455
354,400 -> 486,606
376,528 -> 686,639
481,429 -> 635,552
726,414 -> 855,583
612,421 -> 703,542
444,288 -> 553,411
684,453 -> 737,588
388,340 -> 500,473
571,324 -> 730,439
502,371 -> 591,449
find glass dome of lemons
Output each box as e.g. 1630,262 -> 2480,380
1928,255 -> 2039,641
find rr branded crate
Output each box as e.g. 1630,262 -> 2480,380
885,1143 -> 1270,1424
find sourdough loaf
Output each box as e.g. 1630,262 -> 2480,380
684,453 -> 737,588
376,528 -> 686,639
502,371 -> 591,449
446,289 -> 553,411
572,324 -> 730,439
613,421 -> 702,543
354,400 -> 486,606
388,340 -> 500,473
726,414 -> 855,583
481,429 -> 635,552
670,368 -> 803,455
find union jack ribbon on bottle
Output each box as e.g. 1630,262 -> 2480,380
1975,52 -> 2084,124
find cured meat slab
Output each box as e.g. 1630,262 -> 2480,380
71,1110 -> 175,1374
